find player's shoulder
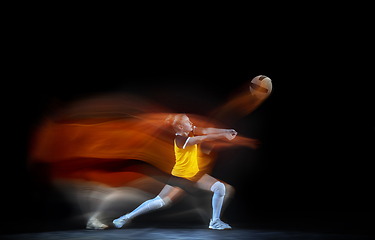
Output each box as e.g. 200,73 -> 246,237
175,135 -> 189,149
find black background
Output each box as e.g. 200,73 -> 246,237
3,12 -> 374,235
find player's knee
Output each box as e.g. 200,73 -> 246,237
210,181 -> 225,197
147,195 -> 165,210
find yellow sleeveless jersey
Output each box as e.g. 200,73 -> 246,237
171,135 -> 199,180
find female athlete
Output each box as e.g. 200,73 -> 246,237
111,114 -> 237,230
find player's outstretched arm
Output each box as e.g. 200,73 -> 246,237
196,127 -> 236,135
186,130 -> 237,147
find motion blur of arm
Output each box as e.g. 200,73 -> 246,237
186,129 -> 237,147
195,127 -> 236,135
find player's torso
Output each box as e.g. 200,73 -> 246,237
172,134 -> 199,179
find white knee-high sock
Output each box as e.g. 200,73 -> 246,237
126,195 -> 165,219
211,181 -> 225,221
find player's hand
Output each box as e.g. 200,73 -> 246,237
225,129 -> 237,140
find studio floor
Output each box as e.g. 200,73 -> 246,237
2,225 -> 373,240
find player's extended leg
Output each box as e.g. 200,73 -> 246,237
196,174 -> 233,230
112,185 -> 183,228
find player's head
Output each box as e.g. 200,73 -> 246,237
167,114 -> 193,134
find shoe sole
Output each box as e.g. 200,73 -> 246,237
209,226 -> 232,230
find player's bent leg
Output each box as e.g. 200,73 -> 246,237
113,185 -> 179,229
196,174 -> 233,230
209,182 -> 232,230
113,195 -> 166,228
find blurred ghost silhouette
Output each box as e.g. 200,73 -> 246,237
28,90 -> 261,229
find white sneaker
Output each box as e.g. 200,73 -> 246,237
113,214 -> 131,228
86,217 -> 108,230
209,219 -> 232,230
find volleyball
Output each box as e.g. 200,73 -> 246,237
249,75 -> 272,100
